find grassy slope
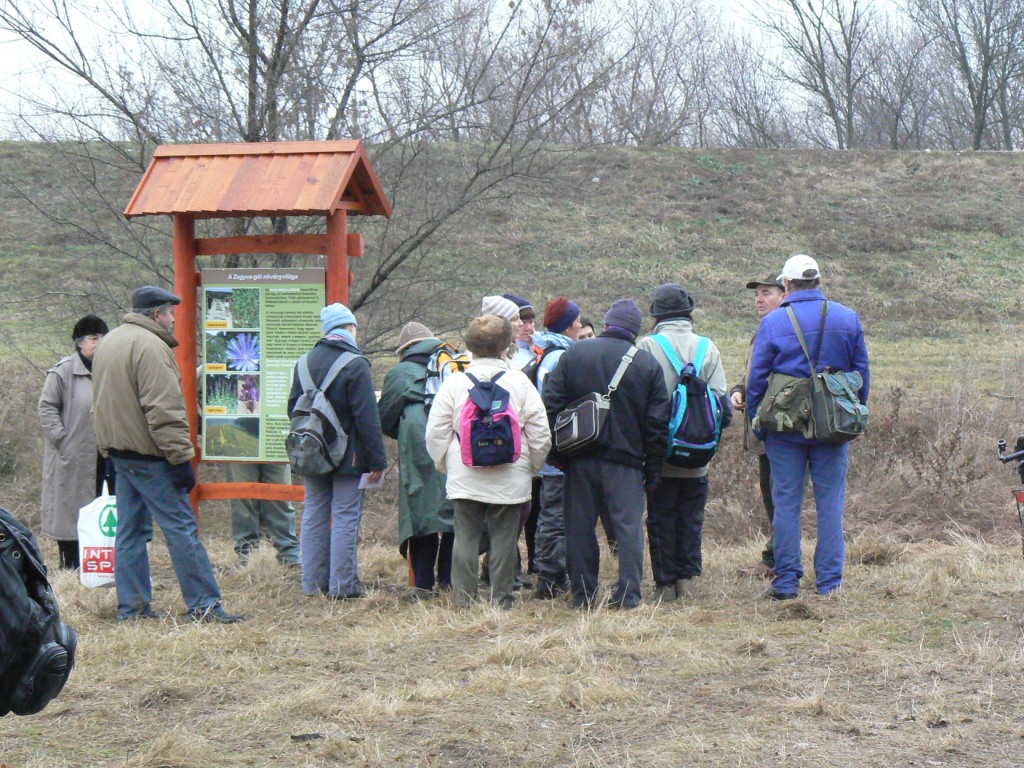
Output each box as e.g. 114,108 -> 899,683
2,143 -> 1024,766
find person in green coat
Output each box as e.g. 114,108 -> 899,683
378,322 -> 455,599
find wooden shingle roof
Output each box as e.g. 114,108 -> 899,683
124,140 -> 391,219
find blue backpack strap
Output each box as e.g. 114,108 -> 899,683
692,336 -> 709,376
651,335 -> 687,453
651,334 -> 683,377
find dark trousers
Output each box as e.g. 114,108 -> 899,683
57,540 -> 80,570
534,475 -> 567,587
564,458 -> 645,608
407,532 -> 454,590
524,478 -> 541,574
758,453 -> 776,567
646,476 -> 709,585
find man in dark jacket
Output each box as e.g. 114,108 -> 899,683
541,299 -> 670,609
747,255 -> 870,600
288,303 -> 387,599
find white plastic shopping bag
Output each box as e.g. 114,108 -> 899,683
78,482 -> 117,588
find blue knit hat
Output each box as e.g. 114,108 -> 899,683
321,303 -> 357,335
502,293 -> 533,313
603,299 -> 643,337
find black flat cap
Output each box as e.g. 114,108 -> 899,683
132,285 -> 181,311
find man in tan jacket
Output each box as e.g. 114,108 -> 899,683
93,285 -> 243,623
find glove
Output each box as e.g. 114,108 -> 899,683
170,461 -> 196,493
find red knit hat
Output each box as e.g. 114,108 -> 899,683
543,296 -> 580,333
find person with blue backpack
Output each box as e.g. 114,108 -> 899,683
638,284 -> 731,602
425,315 -> 551,609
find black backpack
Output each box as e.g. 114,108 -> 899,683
0,507 -> 77,717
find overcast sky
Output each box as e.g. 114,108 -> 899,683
0,0 -> 904,140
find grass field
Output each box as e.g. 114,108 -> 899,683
3,531 -> 1024,767
2,143 -> 1024,766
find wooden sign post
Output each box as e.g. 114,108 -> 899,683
125,141 -> 392,513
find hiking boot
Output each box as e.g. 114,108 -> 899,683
117,606 -> 169,622
534,577 -> 567,600
762,587 -> 798,601
651,584 -> 678,603
738,562 -> 774,579
402,587 -> 435,602
188,604 -> 246,624
676,578 -> 696,599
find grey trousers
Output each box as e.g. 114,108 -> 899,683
564,458 -> 645,608
534,475 -> 567,587
300,473 -> 364,597
451,499 -> 520,607
227,462 -> 300,564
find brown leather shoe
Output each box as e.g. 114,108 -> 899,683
737,562 -> 774,579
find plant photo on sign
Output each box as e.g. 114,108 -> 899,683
205,374 -> 240,414
204,289 -> 234,328
238,374 -> 259,415
206,417 -> 260,458
230,288 -> 260,329
206,331 -> 261,372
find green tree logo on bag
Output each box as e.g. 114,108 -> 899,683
98,504 -> 117,538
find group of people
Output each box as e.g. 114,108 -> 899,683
36,252 -> 869,623
298,253 -> 868,610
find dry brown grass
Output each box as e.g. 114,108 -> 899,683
3,529 -> 1024,767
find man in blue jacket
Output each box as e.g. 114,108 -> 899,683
746,255 -> 869,600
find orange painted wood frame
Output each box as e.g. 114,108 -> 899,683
173,213 -> 359,516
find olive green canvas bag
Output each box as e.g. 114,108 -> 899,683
786,302 -> 868,444
752,373 -> 811,434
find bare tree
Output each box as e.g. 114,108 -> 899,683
714,34 -> 799,148
0,0 -> 613,347
906,0 -> 1024,150
856,18 -> 936,149
596,0 -> 721,147
754,0 -> 877,149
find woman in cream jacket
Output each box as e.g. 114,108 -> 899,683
425,315 -> 550,608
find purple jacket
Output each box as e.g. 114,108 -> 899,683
747,289 -> 869,443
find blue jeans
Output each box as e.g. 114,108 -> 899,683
300,473 -> 364,597
534,476 -> 567,588
110,457 -> 222,618
764,435 -> 849,595
227,462 -> 300,564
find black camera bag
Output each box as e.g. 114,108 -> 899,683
0,507 -> 77,716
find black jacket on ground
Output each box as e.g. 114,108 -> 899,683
287,337 -> 387,476
542,331 -> 670,483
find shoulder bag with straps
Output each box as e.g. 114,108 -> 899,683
286,351 -> 359,477
780,302 -> 868,444
553,345 -> 637,457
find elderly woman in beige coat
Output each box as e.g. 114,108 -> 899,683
38,315 -> 109,569
425,315 -> 550,609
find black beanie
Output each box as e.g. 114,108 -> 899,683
71,315 -> 109,341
